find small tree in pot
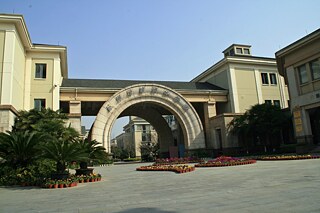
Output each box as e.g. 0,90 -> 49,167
42,135 -> 88,180
76,139 -> 108,175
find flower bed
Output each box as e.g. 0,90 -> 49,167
195,156 -> 256,167
42,173 -> 102,189
137,165 -> 195,174
154,157 -> 204,165
255,154 -> 320,161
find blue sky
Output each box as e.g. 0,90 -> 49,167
1,0 -> 320,137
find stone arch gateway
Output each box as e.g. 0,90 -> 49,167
91,84 -> 206,154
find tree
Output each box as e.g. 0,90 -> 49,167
13,108 -> 69,140
42,139 -> 87,174
140,142 -> 159,162
111,146 -> 123,160
0,131 -> 43,168
77,139 -> 109,168
228,103 -> 291,153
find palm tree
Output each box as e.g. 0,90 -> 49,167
77,139 -> 108,169
42,139 -> 88,174
0,131 -> 43,168
13,108 -> 68,138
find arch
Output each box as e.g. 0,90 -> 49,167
91,84 -> 205,153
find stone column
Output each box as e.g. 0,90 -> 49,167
203,100 -> 217,148
68,101 -> 82,134
0,105 -> 18,133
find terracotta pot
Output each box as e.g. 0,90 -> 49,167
53,184 -> 58,189
58,184 -> 64,188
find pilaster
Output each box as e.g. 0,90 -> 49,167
203,100 -> 217,148
68,100 -> 82,133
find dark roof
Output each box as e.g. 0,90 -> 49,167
61,78 -> 226,91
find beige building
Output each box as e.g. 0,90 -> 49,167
192,44 -> 289,154
120,116 -> 158,157
276,28 -> 320,153
0,14 -> 67,132
0,14 -> 291,157
113,115 -> 182,158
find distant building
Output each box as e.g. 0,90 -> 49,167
113,116 -> 158,157
192,44 -> 290,154
276,28 -> 320,153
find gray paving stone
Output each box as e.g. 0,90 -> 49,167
0,159 -> 320,212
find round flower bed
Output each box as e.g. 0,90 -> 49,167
256,154 -> 320,161
154,157 -> 204,165
195,156 -> 256,167
137,165 -> 195,174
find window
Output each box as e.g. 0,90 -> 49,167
265,100 -> 272,105
261,73 -> 269,84
236,48 -> 243,54
142,133 -> 151,142
35,64 -> 47,78
298,64 -> 308,84
34,99 -> 45,111
244,48 -> 250,54
310,59 -> 320,80
229,49 -> 235,56
273,100 -> 280,107
269,73 -> 277,85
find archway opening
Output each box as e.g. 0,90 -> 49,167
91,83 -> 205,158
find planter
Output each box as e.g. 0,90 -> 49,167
58,184 -> 64,188
75,168 -> 94,176
51,173 -> 69,180
53,184 -> 58,189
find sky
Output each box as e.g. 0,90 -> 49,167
1,0 -> 320,137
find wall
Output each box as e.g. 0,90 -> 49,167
0,110 -> 15,132
29,58 -> 54,109
0,30 -> 5,100
11,32 -> 25,110
209,113 -> 239,150
260,70 -> 284,105
235,68 -> 258,112
207,69 -> 232,113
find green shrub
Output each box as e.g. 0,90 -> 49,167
0,159 -> 55,186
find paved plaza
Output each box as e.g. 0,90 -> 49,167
0,159 -> 320,213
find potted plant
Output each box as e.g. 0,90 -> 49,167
42,137 -> 87,180
57,179 -> 65,188
75,139 -> 108,176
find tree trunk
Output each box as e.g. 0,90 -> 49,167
56,161 -> 66,173
80,161 -> 88,169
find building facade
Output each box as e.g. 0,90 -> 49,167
0,14 -> 67,132
276,29 -> 320,153
192,44 -> 289,154
1,14 -> 292,157
113,115 -> 183,158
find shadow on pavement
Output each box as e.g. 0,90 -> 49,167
115,208 -> 177,213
